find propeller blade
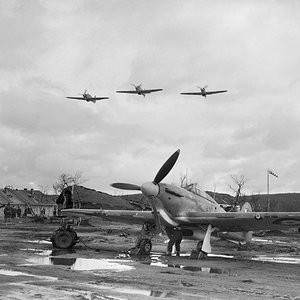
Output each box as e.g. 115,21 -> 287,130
153,149 -> 180,184
110,183 -> 141,191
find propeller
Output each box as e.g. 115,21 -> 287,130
197,85 -> 207,91
110,149 -> 180,233
153,149 -> 180,184
111,183 -> 140,191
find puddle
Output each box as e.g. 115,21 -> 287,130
252,255 -> 300,264
113,287 -> 175,298
135,252 -> 237,276
252,238 -> 288,245
20,249 -> 74,257
26,256 -> 134,272
0,269 -> 57,281
26,240 -> 52,244
167,264 -> 238,276
0,270 -> 34,276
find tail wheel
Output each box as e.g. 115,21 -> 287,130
139,239 -> 152,254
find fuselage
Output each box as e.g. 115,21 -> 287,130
83,94 -> 96,103
152,183 -> 250,243
157,183 -> 225,217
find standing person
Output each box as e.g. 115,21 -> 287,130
4,203 -> 12,223
16,205 -> 22,218
40,207 -> 45,216
0,204 -> 5,222
165,226 -> 183,256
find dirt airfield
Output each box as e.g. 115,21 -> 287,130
0,217 -> 299,300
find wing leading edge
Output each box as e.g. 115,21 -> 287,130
66,97 -> 108,101
175,212 -> 300,232
61,209 -> 154,225
180,90 -> 227,96
116,89 -> 163,94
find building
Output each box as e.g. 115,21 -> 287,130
0,187 -> 56,218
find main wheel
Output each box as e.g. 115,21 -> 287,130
139,239 -> 152,255
51,229 -> 78,249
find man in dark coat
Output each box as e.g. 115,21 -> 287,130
165,226 -> 183,256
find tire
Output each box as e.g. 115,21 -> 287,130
139,239 -> 152,255
51,229 -> 78,249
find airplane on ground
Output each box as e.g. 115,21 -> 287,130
66,90 -> 109,103
181,85 -> 227,98
57,150 -> 300,258
116,84 -> 163,97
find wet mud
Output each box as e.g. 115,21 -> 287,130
0,219 -> 299,299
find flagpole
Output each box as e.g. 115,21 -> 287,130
267,170 -> 270,212
267,169 -> 278,212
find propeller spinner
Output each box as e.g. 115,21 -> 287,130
111,149 -> 180,233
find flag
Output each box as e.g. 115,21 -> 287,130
268,169 -> 278,178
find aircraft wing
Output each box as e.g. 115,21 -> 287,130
116,90 -> 138,94
66,97 -> 85,100
180,92 -> 202,95
61,209 -> 154,225
93,97 -> 109,100
143,89 -> 163,94
205,90 -> 227,95
175,212 -> 300,232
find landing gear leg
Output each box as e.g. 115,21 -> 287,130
129,223 -> 156,255
190,224 -> 217,259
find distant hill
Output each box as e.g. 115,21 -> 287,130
206,191 -> 300,212
121,191 -> 300,212
56,185 -> 136,210
55,185 -> 300,212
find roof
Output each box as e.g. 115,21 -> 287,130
0,188 -> 56,206
56,185 -> 136,210
0,190 -> 10,205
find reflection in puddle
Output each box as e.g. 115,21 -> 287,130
27,256 -> 134,272
136,252 -> 238,276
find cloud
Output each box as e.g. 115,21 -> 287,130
1,0 -> 300,196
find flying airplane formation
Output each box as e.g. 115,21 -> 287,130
66,90 -> 109,103
59,149 -> 300,258
116,83 -> 163,97
181,85 -> 228,98
67,83 -> 227,103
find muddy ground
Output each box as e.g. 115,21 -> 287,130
0,217 -> 299,300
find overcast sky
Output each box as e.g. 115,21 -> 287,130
1,0 -> 300,196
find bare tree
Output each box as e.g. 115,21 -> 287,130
38,185 -> 50,204
53,172 -> 86,195
228,174 -> 247,208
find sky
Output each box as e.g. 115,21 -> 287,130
1,0 -> 300,196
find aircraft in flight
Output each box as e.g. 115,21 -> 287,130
57,150 -> 300,258
67,90 -> 109,103
181,85 -> 227,98
116,84 -> 163,97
